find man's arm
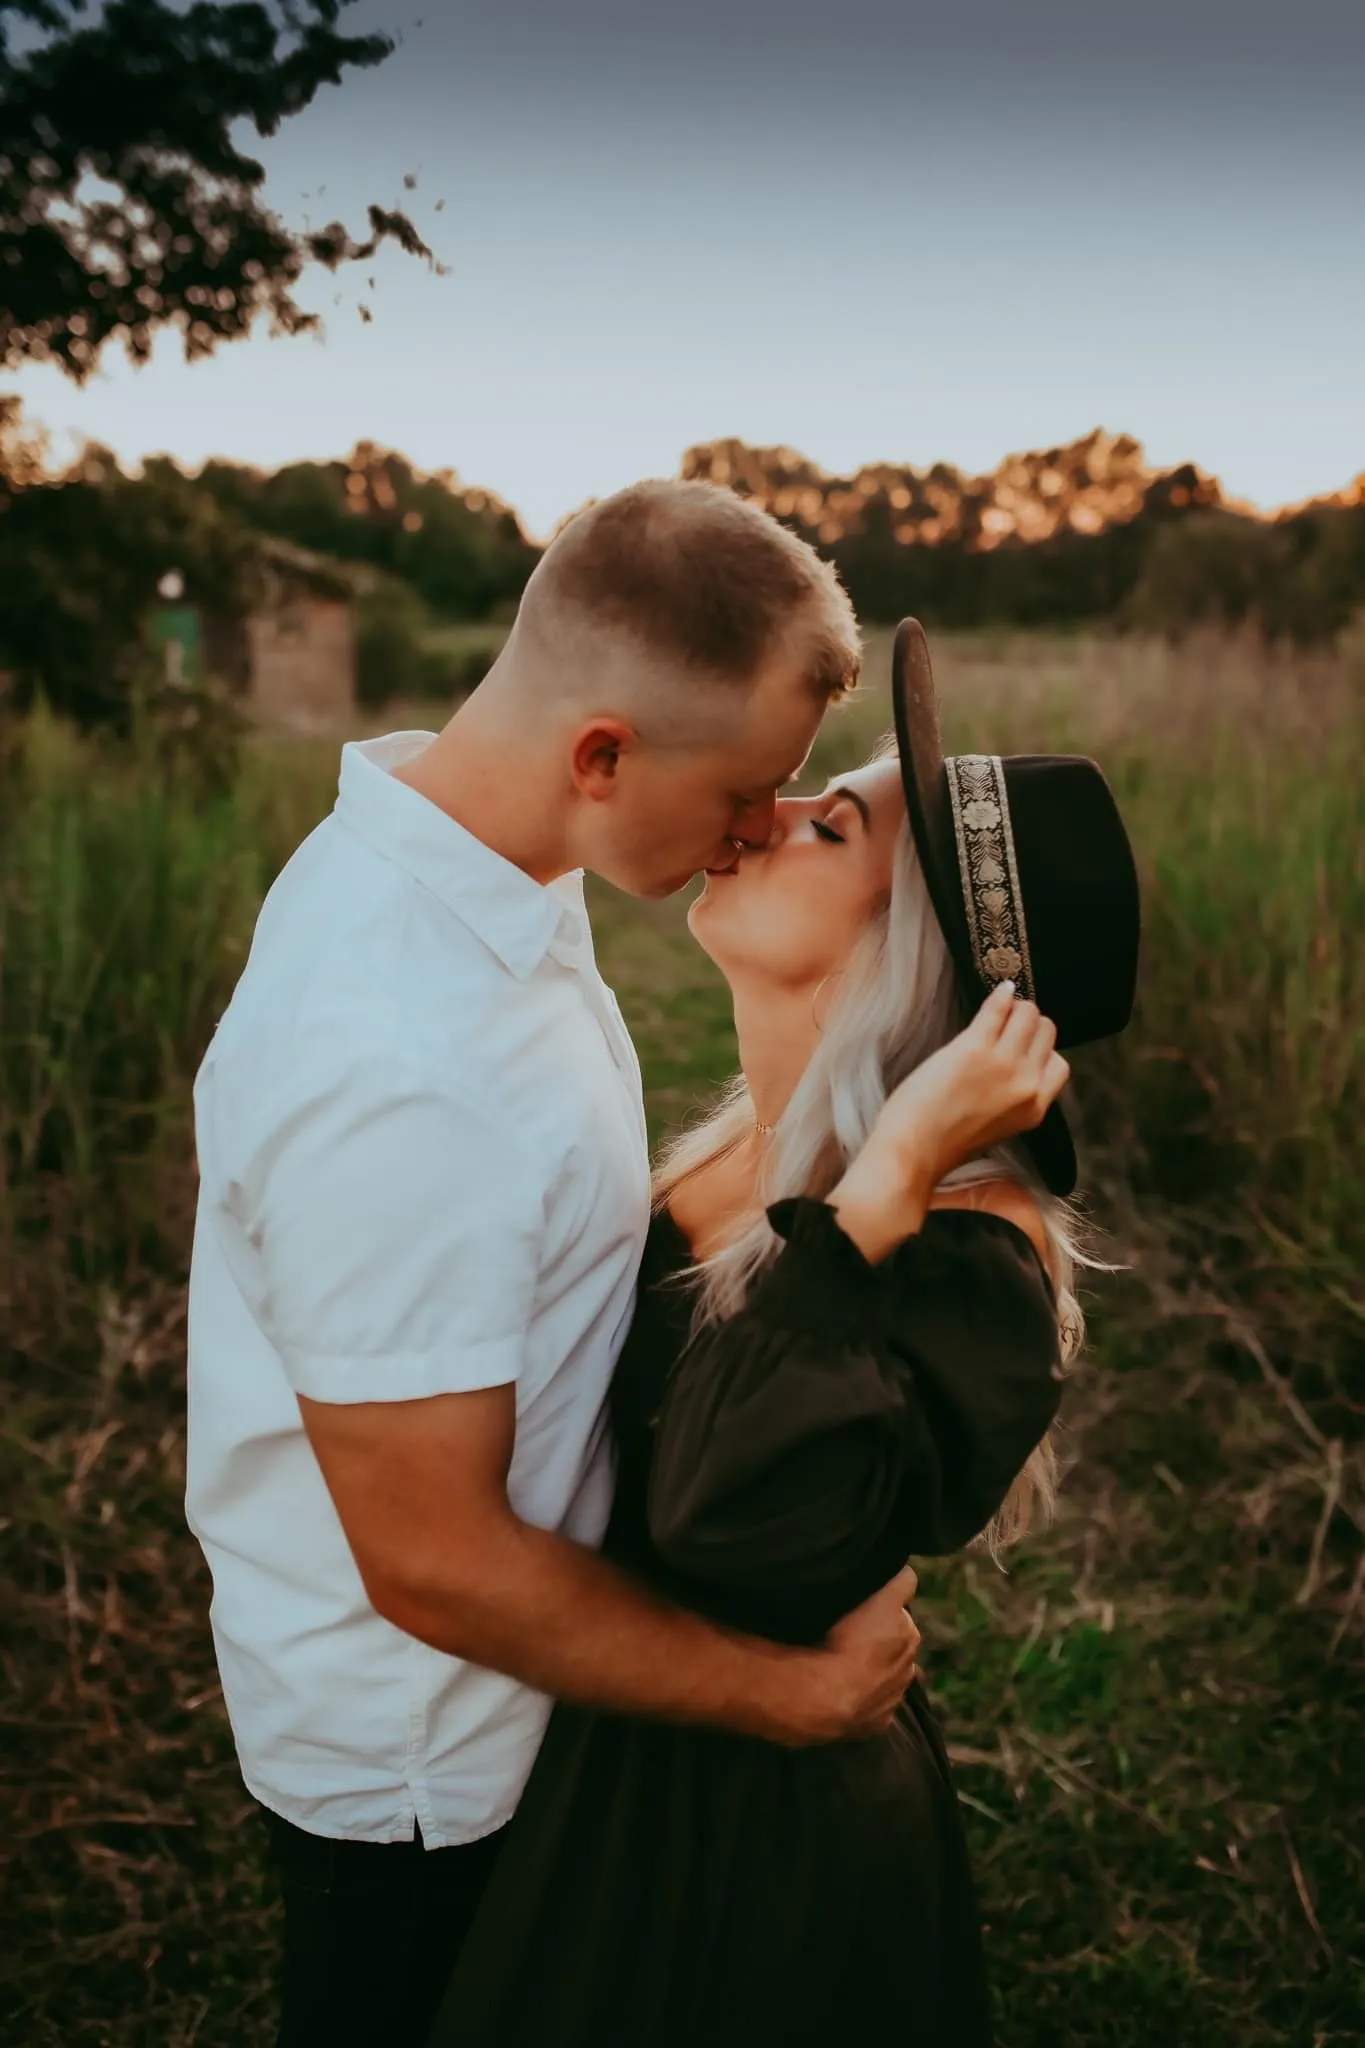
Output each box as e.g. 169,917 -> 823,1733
297,1383 -> 919,1748
241,1055 -> 915,1746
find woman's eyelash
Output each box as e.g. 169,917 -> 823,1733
812,819 -> 845,844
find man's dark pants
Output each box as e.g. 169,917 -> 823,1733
261,1807 -> 506,2048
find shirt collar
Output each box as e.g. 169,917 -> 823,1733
334,732 -> 589,982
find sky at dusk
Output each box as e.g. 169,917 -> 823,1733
8,0 -> 1364,537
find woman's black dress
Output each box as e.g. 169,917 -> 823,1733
428,1196 -> 1062,2048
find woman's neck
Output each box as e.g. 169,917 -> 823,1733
666,982 -> 821,1261
729,981 -> 821,1132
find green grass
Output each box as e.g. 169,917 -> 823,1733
2,629 -> 1363,2044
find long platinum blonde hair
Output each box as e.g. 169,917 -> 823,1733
653,738 -> 1089,1557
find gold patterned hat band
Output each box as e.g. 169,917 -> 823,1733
944,754 -> 1036,1003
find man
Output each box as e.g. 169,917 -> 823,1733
186,478 -> 921,2048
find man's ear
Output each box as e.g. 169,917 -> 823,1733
569,719 -> 636,800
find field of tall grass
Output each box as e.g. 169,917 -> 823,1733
2,628 -> 1363,2045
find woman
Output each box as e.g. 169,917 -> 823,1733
427,621 -> 1141,2047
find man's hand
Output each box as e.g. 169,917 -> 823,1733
297,1387 -> 917,1748
759,1566 -> 921,1748
825,1565 -> 922,1735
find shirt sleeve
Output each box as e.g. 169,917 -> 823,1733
231,1058 -> 547,1405
646,1199 -> 1062,1638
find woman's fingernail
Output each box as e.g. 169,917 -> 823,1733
999,979 -> 1016,998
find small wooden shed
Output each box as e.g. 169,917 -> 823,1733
239,539 -> 356,727
155,538 -> 357,729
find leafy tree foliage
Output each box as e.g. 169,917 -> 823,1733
195,444 -> 540,621
0,427 -> 538,726
682,437 -> 1365,643
1128,506 -> 1365,642
0,0 -> 434,379
0,446 -> 258,720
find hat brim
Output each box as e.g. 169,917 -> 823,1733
890,618 -> 1078,1199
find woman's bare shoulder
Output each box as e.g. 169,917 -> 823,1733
663,1147 -> 760,1264
929,1179 -> 1051,1275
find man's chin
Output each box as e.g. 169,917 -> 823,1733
643,867 -> 705,901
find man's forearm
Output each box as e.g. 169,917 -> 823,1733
298,1384 -> 910,1746
371,1513 -> 812,1744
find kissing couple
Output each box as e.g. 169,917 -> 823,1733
186,478 -> 1140,2047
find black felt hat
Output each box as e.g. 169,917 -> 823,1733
891,618 -> 1141,1196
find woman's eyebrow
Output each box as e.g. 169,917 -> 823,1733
823,785 -> 872,833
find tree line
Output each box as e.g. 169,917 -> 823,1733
0,410 -> 539,722
3,412 -> 1363,727
683,434 -> 1365,646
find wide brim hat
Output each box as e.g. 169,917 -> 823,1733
891,618 -> 1141,1197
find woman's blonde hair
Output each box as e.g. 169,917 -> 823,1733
653,736 -> 1091,1558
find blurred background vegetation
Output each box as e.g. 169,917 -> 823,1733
5,395 -> 1365,731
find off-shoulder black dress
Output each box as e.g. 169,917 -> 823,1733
428,1197 -> 1062,2048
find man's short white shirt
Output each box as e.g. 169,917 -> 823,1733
186,732 -> 652,1847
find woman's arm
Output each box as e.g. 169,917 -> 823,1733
646,1200 -> 1061,1638
824,985 -> 1065,1267
648,988 -> 1068,1634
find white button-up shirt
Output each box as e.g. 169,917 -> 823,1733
186,733 -> 651,1847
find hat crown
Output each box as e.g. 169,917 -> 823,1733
891,617 -> 1142,1195
948,750 -> 1141,1052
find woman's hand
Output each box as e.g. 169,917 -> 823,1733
827,983 -> 1068,1264
876,980 -> 1068,1184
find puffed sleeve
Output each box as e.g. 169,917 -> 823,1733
647,1198 -> 1062,1637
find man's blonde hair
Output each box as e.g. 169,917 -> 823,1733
513,479 -> 861,727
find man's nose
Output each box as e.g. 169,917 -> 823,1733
734,792 -> 780,848
752,795 -> 806,847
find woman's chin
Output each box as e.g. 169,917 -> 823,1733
685,889 -> 725,953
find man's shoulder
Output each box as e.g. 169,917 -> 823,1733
212,828 -> 524,1071
253,815 -> 498,987
196,1019 -> 558,1239
200,996 -> 521,1149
